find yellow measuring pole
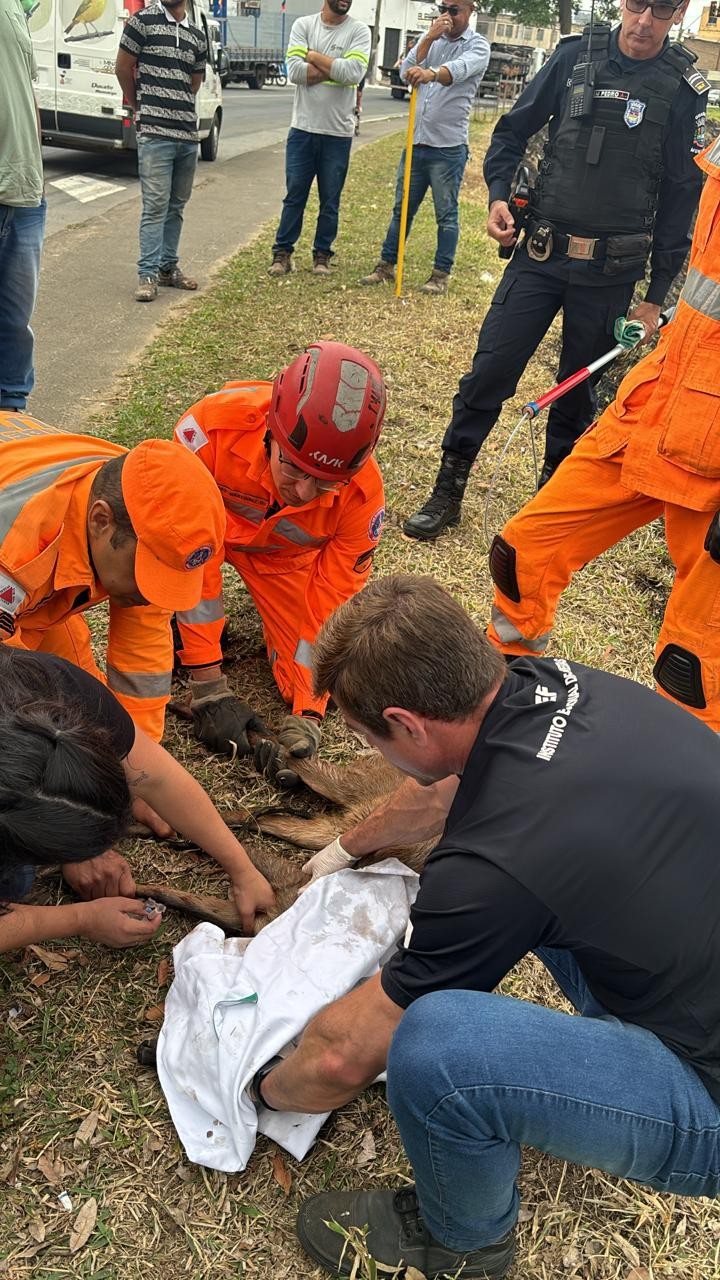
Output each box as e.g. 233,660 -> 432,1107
394,87 -> 417,298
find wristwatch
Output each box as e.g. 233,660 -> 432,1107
248,1055 -> 284,1111
429,67 -> 438,81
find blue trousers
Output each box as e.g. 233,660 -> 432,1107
0,862 -> 36,901
0,200 -> 46,410
137,136 -> 198,278
387,948 -> 720,1251
380,144 -> 469,275
273,127 -> 353,258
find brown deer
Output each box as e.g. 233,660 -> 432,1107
135,753 -> 437,934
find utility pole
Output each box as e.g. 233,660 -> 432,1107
368,0 -> 384,80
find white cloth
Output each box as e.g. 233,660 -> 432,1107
157,860 -> 419,1172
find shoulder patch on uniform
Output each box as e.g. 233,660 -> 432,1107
353,548 -> 375,575
683,66 -> 710,95
0,571 -> 27,617
176,415 -> 209,452
368,508 -> 385,542
692,110 -> 707,156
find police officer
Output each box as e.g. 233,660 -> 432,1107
403,0 -> 708,542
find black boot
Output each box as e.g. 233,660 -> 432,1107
537,458 -> 560,489
403,451 -> 473,542
297,1185 -> 516,1279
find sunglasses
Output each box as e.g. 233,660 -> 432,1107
277,449 -> 343,492
625,0 -> 683,18
437,4 -> 462,13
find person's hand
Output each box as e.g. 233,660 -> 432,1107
405,65 -> 438,87
254,715 -> 322,788
131,797 -> 174,840
487,199 -> 516,248
230,868 -> 276,934
189,677 -> 269,756
425,12 -> 453,40
61,850 -> 135,900
76,897 -> 164,948
627,301 -> 662,344
298,837 -> 355,894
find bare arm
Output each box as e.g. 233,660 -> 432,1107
0,900 -> 162,952
341,775 -> 459,860
115,49 -> 138,111
191,71 -> 204,95
260,973 -> 403,1112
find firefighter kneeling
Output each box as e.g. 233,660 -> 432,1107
487,137 -> 720,731
173,341 -> 387,782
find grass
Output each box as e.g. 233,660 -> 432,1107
0,121 -> 713,1280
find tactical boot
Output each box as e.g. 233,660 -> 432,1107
538,459 -> 559,489
420,269 -> 450,296
403,450 -> 473,541
360,260 -> 395,286
268,250 -> 292,277
297,1185 -> 515,1279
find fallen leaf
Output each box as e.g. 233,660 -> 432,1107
73,1111 -> 100,1148
28,1217 -> 45,1244
624,1270 -> 651,1280
612,1233 -> 640,1268
405,1269 -> 427,1280
270,1151 -> 292,1195
143,1003 -> 164,1022
674,1214 -> 687,1237
562,1246 -> 581,1268
26,945 -> 68,972
30,972 -> 52,987
69,1197 -> 97,1253
157,958 -> 170,987
355,1129 -> 376,1167
37,1153 -> 64,1185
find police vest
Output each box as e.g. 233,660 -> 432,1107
533,25 -> 696,238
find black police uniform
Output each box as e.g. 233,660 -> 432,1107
403,25 -> 708,541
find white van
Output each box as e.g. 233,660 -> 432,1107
29,0 -> 223,160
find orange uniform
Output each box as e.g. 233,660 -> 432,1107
488,137 -> 720,728
174,382 -> 385,716
0,413 -> 173,740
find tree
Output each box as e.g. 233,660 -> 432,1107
480,0 -> 619,36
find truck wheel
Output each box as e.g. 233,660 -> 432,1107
200,112 -> 221,162
247,67 -> 266,89
391,87 -> 407,100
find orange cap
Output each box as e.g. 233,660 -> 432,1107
121,440 -> 226,611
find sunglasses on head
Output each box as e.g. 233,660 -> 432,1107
437,4 -> 462,13
625,0 -> 683,18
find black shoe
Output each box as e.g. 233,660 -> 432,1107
297,1186 -> 515,1279
403,451 -> 473,542
537,459 -> 559,489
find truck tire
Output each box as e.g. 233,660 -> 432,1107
391,87 -> 407,100
247,67 -> 266,89
200,111 -> 221,162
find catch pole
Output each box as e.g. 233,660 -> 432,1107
394,88 -> 417,298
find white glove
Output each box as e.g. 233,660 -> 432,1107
299,837 -> 355,893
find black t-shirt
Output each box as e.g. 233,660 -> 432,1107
30,652 -> 136,760
382,657 -> 720,1103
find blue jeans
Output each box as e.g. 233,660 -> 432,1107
0,200 -> 46,409
137,136 -> 198,278
0,862 -> 36,901
380,144 -> 468,275
273,128 -> 353,258
387,948 -> 720,1251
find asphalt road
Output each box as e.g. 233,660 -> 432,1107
42,84 -> 408,236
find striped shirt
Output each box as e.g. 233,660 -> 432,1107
119,3 -> 207,142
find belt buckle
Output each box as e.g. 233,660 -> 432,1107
566,235 -> 597,261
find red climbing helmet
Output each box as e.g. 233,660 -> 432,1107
268,341 -> 386,481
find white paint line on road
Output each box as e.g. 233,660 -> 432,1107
50,174 -> 127,203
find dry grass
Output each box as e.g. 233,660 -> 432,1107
0,123 -> 715,1280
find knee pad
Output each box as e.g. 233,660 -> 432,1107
654,644 -> 706,710
489,535 -> 521,603
705,511 -> 720,564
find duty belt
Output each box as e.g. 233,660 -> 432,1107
526,218 -> 605,263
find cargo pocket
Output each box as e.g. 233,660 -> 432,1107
613,343 -> 666,420
657,343 -> 720,478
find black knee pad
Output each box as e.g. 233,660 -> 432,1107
489,535 -> 521,603
654,644 -> 707,710
705,511 -> 720,564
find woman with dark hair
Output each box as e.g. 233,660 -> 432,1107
0,649 -> 275,951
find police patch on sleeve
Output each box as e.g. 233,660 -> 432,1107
368,507 -> 385,542
176,414 -> 209,453
692,111 -> 707,157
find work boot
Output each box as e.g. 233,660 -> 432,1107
135,275 -> 158,302
420,269 -> 450,296
158,265 -> 198,290
312,251 -> 332,275
538,459 -> 559,489
268,250 -> 292,277
297,1185 -> 516,1279
360,260 -> 395,286
403,450 -> 473,542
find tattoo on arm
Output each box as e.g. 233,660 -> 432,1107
128,769 -> 150,788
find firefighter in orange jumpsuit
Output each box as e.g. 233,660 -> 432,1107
487,136 -> 720,730
0,414 -> 226,741
173,341 -> 386,779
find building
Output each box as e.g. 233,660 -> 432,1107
475,10 -> 560,53
224,0 -> 432,72
696,3 -> 720,42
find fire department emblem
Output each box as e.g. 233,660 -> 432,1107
0,572 -> 26,616
185,545 -> 213,570
177,417 -> 209,452
624,98 -> 646,129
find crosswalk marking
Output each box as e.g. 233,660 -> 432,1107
49,174 -> 127,203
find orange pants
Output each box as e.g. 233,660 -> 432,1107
488,427 -> 720,730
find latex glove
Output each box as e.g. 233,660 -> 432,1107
298,836 -> 355,894
254,715 -> 322,788
62,850 -> 135,900
189,676 -> 268,756
229,866 -> 276,935
76,898 -> 164,948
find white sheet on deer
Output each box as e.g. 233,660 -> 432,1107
156,860 -> 419,1172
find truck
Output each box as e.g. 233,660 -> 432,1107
222,44 -> 286,89
29,0 -> 224,160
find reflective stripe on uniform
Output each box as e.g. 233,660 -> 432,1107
106,665 -> 172,699
295,638 -> 314,668
490,606 -> 550,653
681,266 -> 720,321
223,498 -> 264,523
274,517 -> 329,548
0,455 -> 109,542
176,595 -> 225,625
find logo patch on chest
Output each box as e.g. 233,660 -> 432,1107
623,98 -> 646,129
